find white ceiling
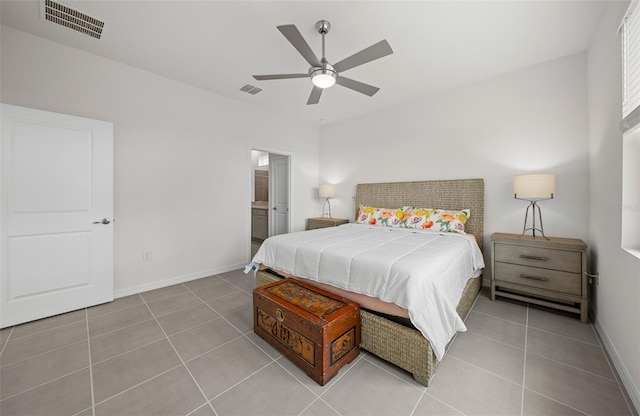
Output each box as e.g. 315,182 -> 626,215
0,0 -> 609,125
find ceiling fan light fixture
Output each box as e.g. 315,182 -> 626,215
311,68 -> 337,88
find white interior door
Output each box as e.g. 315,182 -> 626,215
1,104 -> 114,328
270,154 -> 290,236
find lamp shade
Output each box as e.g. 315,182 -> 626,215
514,174 -> 555,200
319,184 -> 336,199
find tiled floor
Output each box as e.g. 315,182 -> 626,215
0,269 -> 637,416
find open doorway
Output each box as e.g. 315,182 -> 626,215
249,149 -> 291,260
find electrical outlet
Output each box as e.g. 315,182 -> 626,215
143,251 -> 152,261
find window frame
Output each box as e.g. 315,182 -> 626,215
620,0 -> 640,257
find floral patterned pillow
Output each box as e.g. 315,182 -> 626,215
402,208 -> 470,233
400,208 -> 433,229
430,209 -> 470,233
356,205 -> 406,227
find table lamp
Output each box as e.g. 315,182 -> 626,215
514,173 -> 555,239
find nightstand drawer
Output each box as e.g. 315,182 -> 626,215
494,262 -> 581,296
307,217 -> 349,230
494,244 -> 582,273
308,219 -> 333,229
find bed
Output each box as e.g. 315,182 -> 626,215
250,178 -> 484,386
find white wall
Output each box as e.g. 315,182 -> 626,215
0,26 -> 320,295
587,0 -> 640,408
319,53 -> 590,277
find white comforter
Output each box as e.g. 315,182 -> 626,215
250,223 -> 485,360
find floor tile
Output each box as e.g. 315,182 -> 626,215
10,309 -> 86,339
251,243 -> 261,259
0,269 -> 634,416
204,291 -> 252,315
528,306 -> 598,345
0,341 -> 89,399
156,303 -> 220,336
95,366 -> 205,416
244,331 -> 283,359
522,388 -> 586,416
0,368 -> 92,416
464,310 -> 527,349
527,327 -> 613,379
184,275 -> 226,291
223,305 -> 253,334
170,317 -> 242,361
211,362 -> 316,416
92,339 -> 182,403
412,393 -> 465,416
187,337 -> 273,399
88,304 -> 153,338
139,283 -> 189,304
90,319 -> 166,364
219,269 -> 256,292
472,293 -> 528,325
193,280 -> 242,302
1,320 -> 87,366
525,353 -> 631,415
87,294 -> 143,319
275,351 -> 361,397
427,356 -> 522,415
300,399 -> 341,416
74,407 -> 94,416
217,268 -> 249,281
0,327 -> 12,351
363,352 -> 425,389
145,291 -> 203,317
447,330 -> 524,384
188,403 -> 217,416
322,358 -> 423,416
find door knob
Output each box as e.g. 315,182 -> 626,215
93,218 -> 111,225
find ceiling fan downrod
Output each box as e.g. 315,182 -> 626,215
316,20 -> 330,62
311,20 -> 336,88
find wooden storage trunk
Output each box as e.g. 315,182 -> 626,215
253,278 -> 361,386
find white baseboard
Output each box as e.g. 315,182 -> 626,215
113,262 -> 249,299
593,317 -> 640,414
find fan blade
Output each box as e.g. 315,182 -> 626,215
307,86 -> 323,105
333,40 -> 393,73
277,25 -> 322,67
253,73 -> 309,81
335,76 -> 380,97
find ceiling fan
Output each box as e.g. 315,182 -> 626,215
253,20 -> 393,105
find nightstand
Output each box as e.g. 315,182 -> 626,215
491,232 -> 589,323
307,217 -> 349,230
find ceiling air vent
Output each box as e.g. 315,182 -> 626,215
240,84 -> 262,95
40,0 -> 104,39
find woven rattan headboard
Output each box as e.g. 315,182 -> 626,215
354,178 -> 485,250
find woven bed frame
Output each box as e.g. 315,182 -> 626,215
255,178 -> 484,386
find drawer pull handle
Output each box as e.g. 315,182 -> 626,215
519,254 -> 549,261
520,274 -> 549,282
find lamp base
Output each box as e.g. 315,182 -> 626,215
322,198 -> 332,219
520,200 -> 549,240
